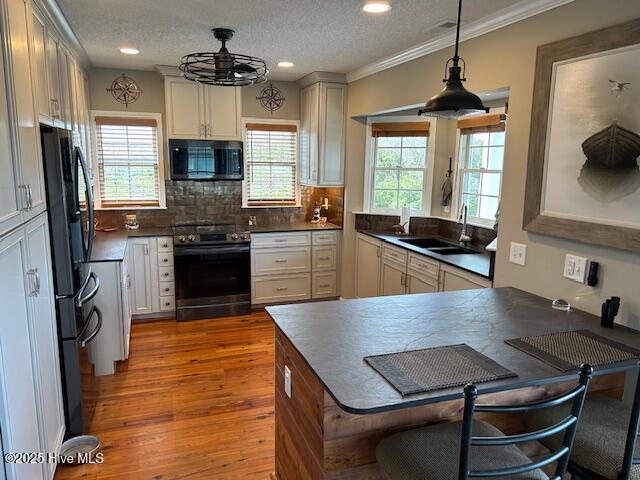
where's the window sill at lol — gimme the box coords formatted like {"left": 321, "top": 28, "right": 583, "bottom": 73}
{"left": 242, "top": 204, "right": 303, "bottom": 209}
{"left": 95, "top": 206, "right": 167, "bottom": 211}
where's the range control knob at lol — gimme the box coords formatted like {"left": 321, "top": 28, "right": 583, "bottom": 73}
{"left": 188, "top": 234, "right": 196, "bottom": 242}
{"left": 178, "top": 235, "right": 186, "bottom": 243}
{"left": 231, "top": 233, "right": 239, "bottom": 240}
{"left": 240, "top": 233, "right": 248, "bottom": 240}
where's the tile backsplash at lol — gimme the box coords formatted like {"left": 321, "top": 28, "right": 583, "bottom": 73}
{"left": 95, "top": 181, "right": 344, "bottom": 229}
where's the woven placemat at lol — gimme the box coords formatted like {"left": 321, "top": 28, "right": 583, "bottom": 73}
{"left": 505, "top": 330, "right": 640, "bottom": 372}
{"left": 364, "top": 344, "right": 517, "bottom": 397}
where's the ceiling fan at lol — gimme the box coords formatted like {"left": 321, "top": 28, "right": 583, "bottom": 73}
{"left": 179, "top": 28, "right": 268, "bottom": 87}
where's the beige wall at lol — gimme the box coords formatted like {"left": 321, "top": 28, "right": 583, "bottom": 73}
{"left": 342, "top": 0, "right": 640, "bottom": 330}
{"left": 241, "top": 81, "right": 300, "bottom": 120}
{"left": 89, "top": 68, "right": 165, "bottom": 114}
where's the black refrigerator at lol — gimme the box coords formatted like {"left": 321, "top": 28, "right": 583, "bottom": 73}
{"left": 40, "top": 125, "right": 102, "bottom": 437}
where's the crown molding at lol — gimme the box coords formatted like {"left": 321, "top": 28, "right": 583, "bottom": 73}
{"left": 155, "top": 64, "right": 182, "bottom": 77}
{"left": 346, "top": 0, "right": 574, "bottom": 83}
{"left": 38, "top": 0, "right": 91, "bottom": 68}
{"left": 296, "top": 71, "right": 347, "bottom": 88}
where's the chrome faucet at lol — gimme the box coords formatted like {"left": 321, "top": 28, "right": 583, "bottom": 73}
{"left": 458, "top": 204, "right": 472, "bottom": 244}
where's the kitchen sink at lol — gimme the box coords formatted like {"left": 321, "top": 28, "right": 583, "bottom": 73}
{"left": 430, "top": 246, "right": 478, "bottom": 255}
{"left": 398, "top": 238, "right": 455, "bottom": 249}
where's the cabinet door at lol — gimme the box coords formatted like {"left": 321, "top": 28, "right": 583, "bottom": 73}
{"left": 0, "top": 229, "right": 43, "bottom": 480}
{"left": 318, "top": 83, "right": 346, "bottom": 186}
{"left": 57, "top": 46, "right": 72, "bottom": 130}
{"left": 300, "top": 83, "right": 319, "bottom": 185}
{"left": 45, "top": 31, "right": 61, "bottom": 125}
{"left": 30, "top": 8, "right": 50, "bottom": 122}
{"left": 9, "top": 0, "right": 46, "bottom": 218}
{"left": 439, "top": 266, "right": 491, "bottom": 292}
{"left": 0, "top": 25, "right": 22, "bottom": 236}
{"left": 205, "top": 85, "right": 241, "bottom": 139}
{"left": 165, "top": 77, "right": 205, "bottom": 139}
{"left": 128, "top": 238, "right": 154, "bottom": 314}
{"left": 25, "top": 215, "right": 65, "bottom": 477}
{"left": 407, "top": 273, "right": 437, "bottom": 294}
{"left": 355, "top": 234, "right": 381, "bottom": 298}
{"left": 381, "top": 259, "right": 406, "bottom": 296}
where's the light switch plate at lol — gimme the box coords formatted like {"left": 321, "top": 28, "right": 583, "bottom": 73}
{"left": 509, "top": 242, "right": 527, "bottom": 266}
{"left": 564, "top": 254, "right": 587, "bottom": 283}
{"left": 284, "top": 365, "right": 292, "bottom": 398}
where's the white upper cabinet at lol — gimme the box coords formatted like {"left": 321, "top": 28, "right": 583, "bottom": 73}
{"left": 6, "top": 0, "right": 46, "bottom": 220}
{"left": 0, "top": 12, "right": 21, "bottom": 237}
{"left": 57, "top": 45, "right": 73, "bottom": 130}
{"left": 299, "top": 81, "right": 346, "bottom": 186}
{"left": 165, "top": 76, "right": 241, "bottom": 140}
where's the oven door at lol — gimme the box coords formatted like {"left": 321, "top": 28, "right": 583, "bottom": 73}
{"left": 174, "top": 244, "right": 251, "bottom": 321}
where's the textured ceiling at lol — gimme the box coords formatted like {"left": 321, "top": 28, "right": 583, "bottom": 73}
{"left": 56, "top": 0, "right": 521, "bottom": 81}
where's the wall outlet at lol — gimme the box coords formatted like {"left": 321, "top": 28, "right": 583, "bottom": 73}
{"left": 284, "top": 365, "right": 292, "bottom": 398}
{"left": 564, "top": 254, "right": 587, "bottom": 283}
{"left": 509, "top": 242, "right": 527, "bottom": 266}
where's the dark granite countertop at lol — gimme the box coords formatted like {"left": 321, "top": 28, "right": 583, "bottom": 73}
{"left": 248, "top": 222, "right": 342, "bottom": 233}
{"left": 92, "top": 223, "right": 342, "bottom": 262}
{"left": 358, "top": 230, "right": 492, "bottom": 279}
{"left": 91, "top": 228, "right": 173, "bottom": 262}
{"left": 267, "top": 287, "right": 640, "bottom": 414}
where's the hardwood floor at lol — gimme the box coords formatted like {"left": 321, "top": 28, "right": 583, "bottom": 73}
{"left": 55, "top": 312, "right": 275, "bottom": 480}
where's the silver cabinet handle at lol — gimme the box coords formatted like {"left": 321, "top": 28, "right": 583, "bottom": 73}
{"left": 200, "top": 124, "right": 205, "bottom": 136}
{"left": 400, "top": 273, "right": 406, "bottom": 287}
{"left": 275, "top": 259, "right": 287, "bottom": 263}
{"left": 126, "top": 274, "right": 131, "bottom": 289}
{"left": 319, "top": 257, "right": 330, "bottom": 261}
{"left": 164, "top": 301, "right": 172, "bottom": 307}
{"left": 162, "top": 272, "right": 170, "bottom": 278}
{"left": 26, "top": 268, "right": 40, "bottom": 296}
{"left": 206, "top": 124, "right": 212, "bottom": 137}
{"left": 161, "top": 243, "right": 168, "bottom": 248}
{"left": 162, "top": 258, "right": 169, "bottom": 263}
{"left": 27, "top": 184, "right": 33, "bottom": 209}
{"left": 273, "top": 239, "right": 287, "bottom": 243}
{"left": 144, "top": 244, "right": 149, "bottom": 255}
{"left": 276, "top": 287, "right": 288, "bottom": 292}
{"left": 18, "top": 185, "right": 28, "bottom": 210}
{"left": 319, "top": 283, "right": 330, "bottom": 288}
{"left": 376, "top": 246, "right": 381, "bottom": 258}
{"left": 164, "top": 287, "right": 170, "bottom": 292}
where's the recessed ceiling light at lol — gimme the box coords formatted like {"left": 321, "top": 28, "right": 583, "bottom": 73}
{"left": 277, "top": 61, "right": 294, "bottom": 68}
{"left": 362, "top": 1, "right": 391, "bottom": 13}
{"left": 119, "top": 47, "right": 140, "bottom": 55}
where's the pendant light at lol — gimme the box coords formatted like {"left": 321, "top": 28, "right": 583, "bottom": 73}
{"left": 418, "top": 0, "right": 488, "bottom": 118}
{"left": 180, "top": 28, "right": 268, "bottom": 87}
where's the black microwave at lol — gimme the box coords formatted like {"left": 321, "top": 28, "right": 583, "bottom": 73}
{"left": 169, "top": 139, "right": 244, "bottom": 181}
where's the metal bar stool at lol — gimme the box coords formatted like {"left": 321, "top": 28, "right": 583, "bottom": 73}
{"left": 526, "top": 368, "right": 640, "bottom": 480}
{"left": 376, "top": 364, "right": 593, "bottom": 480}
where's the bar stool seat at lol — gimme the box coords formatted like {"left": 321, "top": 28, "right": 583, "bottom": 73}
{"left": 526, "top": 396, "right": 640, "bottom": 480}
{"left": 376, "top": 419, "right": 549, "bottom": 480}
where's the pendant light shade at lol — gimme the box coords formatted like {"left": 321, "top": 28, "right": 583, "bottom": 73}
{"left": 418, "top": 0, "right": 488, "bottom": 118}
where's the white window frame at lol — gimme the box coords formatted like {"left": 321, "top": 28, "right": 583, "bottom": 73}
{"left": 90, "top": 110, "right": 166, "bottom": 210}
{"left": 363, "top": 116, "right": 435, "bottom": 216}
{"left": 241, "top": 117, "right": 301, "bottom": 208}
{"left": 453, "top": 129, "right": 505, "bottom": 227}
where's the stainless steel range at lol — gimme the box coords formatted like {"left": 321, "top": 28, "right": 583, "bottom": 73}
{"left": 173, "top": 224, "right": 251, "bottom": 321}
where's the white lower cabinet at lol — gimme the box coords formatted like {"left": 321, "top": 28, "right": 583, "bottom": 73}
{"left": 0, "top": 214, "right": 64, "bottom": 480}
{"left": 355, "top": 233, "right": 492, "bottom": 297}
{"left": 251, "top": 230, "right": 340, "bottom": 305}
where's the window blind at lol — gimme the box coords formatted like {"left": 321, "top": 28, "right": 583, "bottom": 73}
{"left": 245, "top": 123, "right": 298, "bottom": 206}
{"left": 371, "top": 122, "right": 430, "bottom": 137}
{"left": 95, "top": 116, "right": 160, "bottom": 208}
{"left": 458, "top": 113, "right": 507, "bottom": 134}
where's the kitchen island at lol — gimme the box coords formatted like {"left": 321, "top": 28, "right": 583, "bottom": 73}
{"left": 267, "top": 287, "right": 639, "bottom": 479}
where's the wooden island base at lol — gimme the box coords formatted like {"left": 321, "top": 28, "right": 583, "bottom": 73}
{"left": 274, "top": 327, "right": 624, "bottom": 479}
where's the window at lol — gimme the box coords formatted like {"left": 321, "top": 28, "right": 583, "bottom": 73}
{"left": 370, "top": 122, "right": 430, "bottom": 214}
{"left": 243, "top": 121, "right": 299, "bottom": 207}
{"left": 456, "top": 114, "right": 506, "bottom": 225}
{"left": 92, "top": 112, "right": 165, "bottom": 209}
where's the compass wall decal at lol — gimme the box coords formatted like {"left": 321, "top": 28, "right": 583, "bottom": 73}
{"left": 257, "top": 83, "right": 285, "bottom": 114}
{"left": 107, "top": 74, "right": 142, "bottom": 108}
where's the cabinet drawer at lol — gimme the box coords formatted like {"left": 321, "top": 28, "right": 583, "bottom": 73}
{"left": 251, "top": 232, "right": 311, "bottom": 248}
{"left": 159, "top": 266, "right": 174, "bottom": 281}
{"left": 408, "top": 253, "right": 439, "bottom": 279}
{"left": 312, "top": 271, "right": 337, "bottom": 298}
{"left": 157, "top": 237, "right": 173, "bottom": 253}
{"left": 157, "top": 252, "right": 173, "bottom": 267}
{"left": 159, "top": 296, "right": 175, "bottom": 311}
{"left": 251, "top": 247, "right": 311, "bottom": 276}
{"left": 159, "top": 281, "right": 175, "bottom": 297}
{"left": 382, "top": 244, "right": 407, "bottom": 265}
{"left": 252, "top": 274, "right": 311, "bottom": 304}
{"left": 312, "top": 245, "right": 337, "bottom": 271}
{"left": 312, "top": 231, "right": 337, "bottom": 245}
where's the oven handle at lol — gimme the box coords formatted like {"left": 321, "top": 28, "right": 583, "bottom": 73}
{"left": 173, "top": 245, "right": 250, "bottom": 256}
